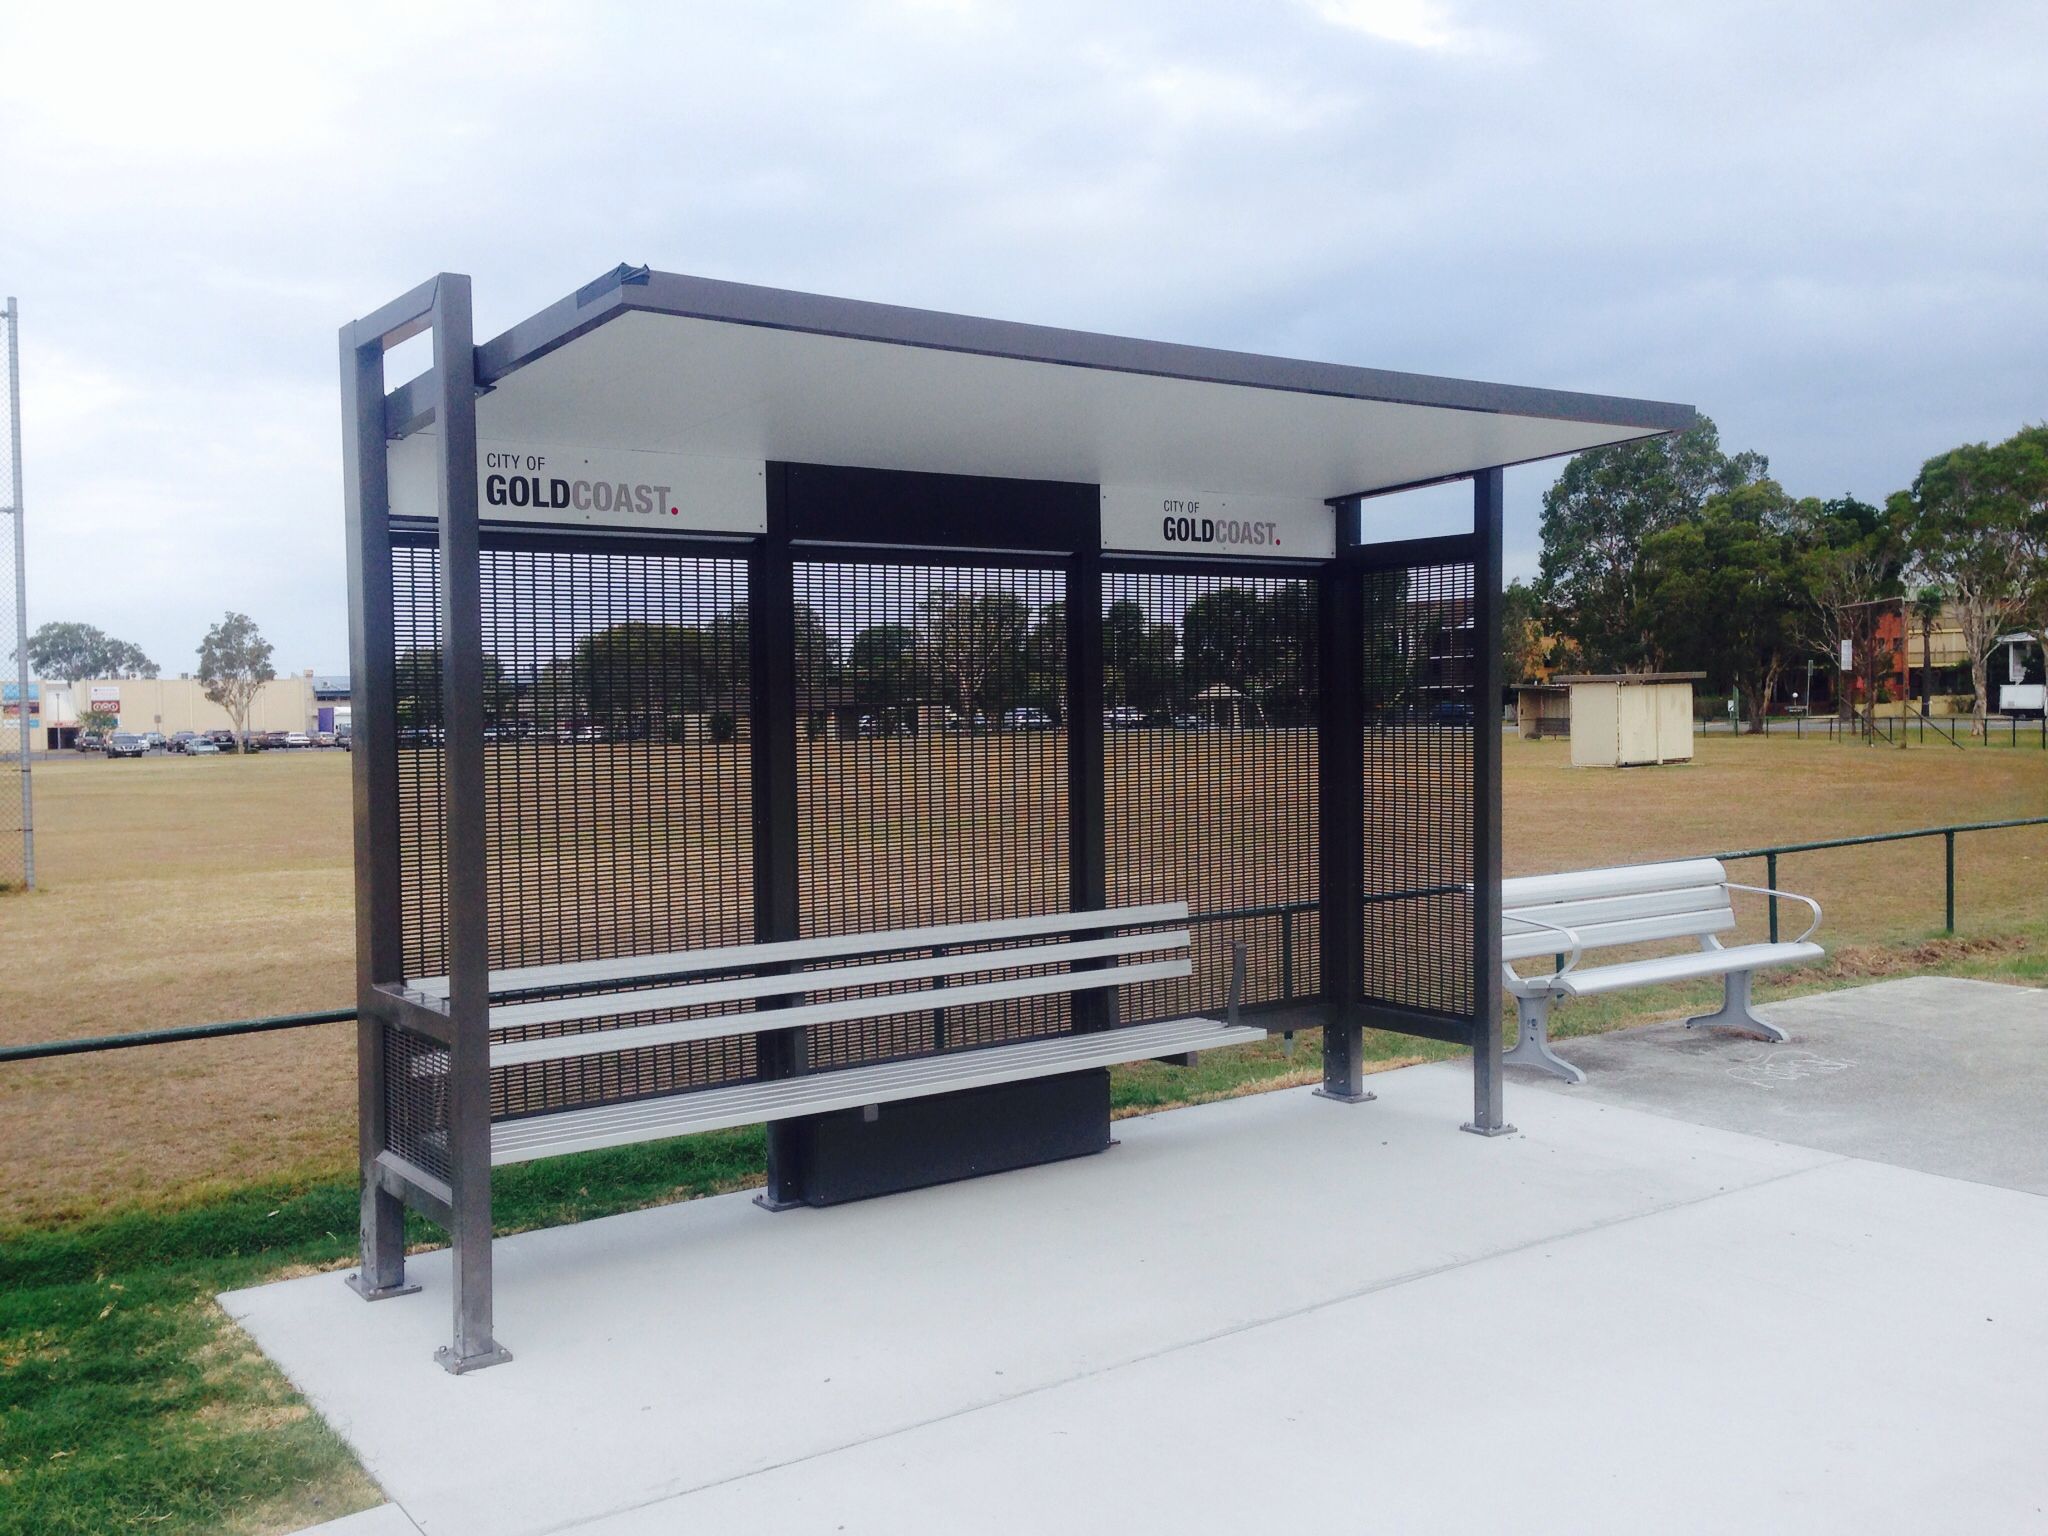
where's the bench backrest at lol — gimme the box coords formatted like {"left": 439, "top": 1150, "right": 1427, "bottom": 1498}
{"left": 1500, "top": 858, "right": 1733, "bottom": 962}
{"left": 477, "top": 904, "right": 1198, "bottom": 1069}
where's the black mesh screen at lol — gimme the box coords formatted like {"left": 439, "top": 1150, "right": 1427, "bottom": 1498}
{"left": 390, "top": 536, "right": 758, "bottom": 1117}
{"left": 382, "top": 1022, "right": 450, "bottom": 1182}
{"left": 795, "top": 559, "right": 1070, "bottom": 1067}
{"left": 1360, "top": 560, "right": 1475, "bottom": 1017}
{"left": 1104, "top": 569, "right": 1319, "bottom": 1022}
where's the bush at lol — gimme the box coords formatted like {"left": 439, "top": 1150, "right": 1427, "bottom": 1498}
{"left": 709, "top": 710, "right": 736, "bottom": 744}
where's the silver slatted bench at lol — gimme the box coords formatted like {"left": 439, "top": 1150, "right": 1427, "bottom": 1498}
{"left": 1499, "top": 858, "right": 1824, "bottom": 1084}
{"left": 407, "top": 901, "right": 1267, "bottom": 1167}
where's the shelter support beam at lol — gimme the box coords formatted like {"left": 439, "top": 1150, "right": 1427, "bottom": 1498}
{"left": 754, "top": 466, "right": 809, "bottom": 1210}
{"left": 341, "top": 310, "right": 411, "bottom": 1303}
{"left": 431, "top": 276, "right": 511, "bottom": 1371}
{"left": 1068, "top": 543, "right": 1109, "bottom": 1029}
{"left": 1316, "top": 543, "right": 1373, "bottom": 1103}
{"left": 1464, "top": 467, "right": 1513, "bottom": 1136}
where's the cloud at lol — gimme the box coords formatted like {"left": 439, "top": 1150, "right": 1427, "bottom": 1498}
{"left": 1, "top": 0, "right": 2042, "bottom": 670}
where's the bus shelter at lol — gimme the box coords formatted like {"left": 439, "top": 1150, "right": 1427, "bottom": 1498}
{"left": 342, "top": 266, "right": 1693, "bottom": 1367}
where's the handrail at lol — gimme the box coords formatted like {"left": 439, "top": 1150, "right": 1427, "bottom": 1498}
{"left": 1723, "top": 882, "right": 1824, "bottom": 945}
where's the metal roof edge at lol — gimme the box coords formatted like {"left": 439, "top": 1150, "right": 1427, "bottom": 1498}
{"left": 383, "top": 264, "right": 1697, "bottom": 440}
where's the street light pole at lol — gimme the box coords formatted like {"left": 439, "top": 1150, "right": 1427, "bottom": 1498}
{"left": 4, "top": 297, "right": 31, "bottom": 890}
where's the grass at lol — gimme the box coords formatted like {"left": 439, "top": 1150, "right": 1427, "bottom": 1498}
{"left": 1, "top": 733, "right": 2045, "bottom": 1534}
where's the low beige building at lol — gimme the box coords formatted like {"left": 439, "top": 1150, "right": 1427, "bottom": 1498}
{"left": 39, "top": 671, "right": 351, "bottom": 741}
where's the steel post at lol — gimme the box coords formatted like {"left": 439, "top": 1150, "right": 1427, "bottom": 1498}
{"left": 340, "top": 301, "right": 413, "bottom": 1304}
{"left": 1944, "top": 830, "right": 1956, "bottom": 934}
{"left": 430, "top": 276, "right": 510, "bottom": 1373}
{"left": 1316, "top": 537, "right": 1370, "bottom": 1102}
{"left": 1067, "top": 541, "right": 1109, "bottom": 1029}
{"left": 1464, "top": 467, "right": 1512, "bottom": 1136}
{"left": 1766, "top": 851, "right": 1779, "bottom": 943}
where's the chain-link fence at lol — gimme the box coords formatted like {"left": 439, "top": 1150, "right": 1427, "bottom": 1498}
{"left": 1, "top": 297, "right": 34, "bottom": 891}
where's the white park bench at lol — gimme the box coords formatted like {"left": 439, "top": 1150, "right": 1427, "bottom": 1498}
{"left": 410, "top": 901, "right": 1266, "bottom": 1167}
{"left": 1499, "top": 858, "right": 1823, "bottom": 1084}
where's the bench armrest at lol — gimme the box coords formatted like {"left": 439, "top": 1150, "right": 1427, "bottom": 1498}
{"left": 1724, "top": 882, "right": 1824, "bottom": 945}
{"left": 1501, "top": 913, "right": 1583, "bottom": 988}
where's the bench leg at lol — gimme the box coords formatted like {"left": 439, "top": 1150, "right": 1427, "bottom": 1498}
{"left": 1685, "top": 969, "right": 1789, "bottom": 1043}
{"left": 1500, "top": 994, "right": 1585, "bottom": 1085}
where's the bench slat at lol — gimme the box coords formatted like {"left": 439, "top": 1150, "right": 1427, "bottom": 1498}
{"left": 490, "top": 1016, "right": 1267, "bottom": 1165}
{"left": 488, "top": 930, "right": 1190, "bottom": 1033}
{"left": 1554, "top": 941, "right": 1822, "bottom": 997}
{"left": 1503, "top": 884, "right": 1730, "bottom": 933}
{"left": 413, "top": 901, "right": 1191, "bottom": 1000}
{"left": 489, "top": 955, "right": 1194, "bottom": 1069}
{"left": 1500, "top": 859, "right": 1727, "bottom": 912}
{"left": 1503, "top": 906, "right": 1734, "bottom": 962}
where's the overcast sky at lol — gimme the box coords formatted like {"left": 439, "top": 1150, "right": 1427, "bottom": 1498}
{"left": 3, "top": 0, "right": 2041, "bottom": 675}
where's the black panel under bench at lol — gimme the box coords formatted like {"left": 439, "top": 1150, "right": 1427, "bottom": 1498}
{"left": 764, "top": 1069, "right": 1112, "bottom": 1208}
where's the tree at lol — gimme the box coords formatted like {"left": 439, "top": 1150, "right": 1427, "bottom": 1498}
{"left": 25, "top": 620, "right": 158, "bottom": 684}
{"left": 1500, "top": 579, "right": 1548, "bottom": 686}
{"left": 1640, "top": 480, "right": 1805, "bottom": 732}
{"left": 1103, "top": 598, "right": 1178, "bottom": 719}
{"left": 196, "top": 612, "right": 276, "bottom": 748}
{"left": 849, "top": 623, "right": 920, "bottom": 713}
{"left": 396, "top": 645, "right": 514, "bottom": 731}
{"left": 1182, "top": 587, "right": 1264, "bottom": 703}
{"left": 1896, "top": 436, "right": 2039, "bottom": 738}
{"left": 1909, "top": 585, "right": 1945, "bottom": 716}
{"left": 1022, "top": 600, "right": 1066, "bottom": 721}
{"left": 1537, "top": 416, "right": 1767, "bottom": 672}
{"left": 921, "top": 589, "right": 1029, "bottom": 723}
{"left": 1791, "top": 495, "right": 1904, "bottom": 723}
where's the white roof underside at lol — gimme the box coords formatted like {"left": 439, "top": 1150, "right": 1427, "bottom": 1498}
{"left": 441, "top": 306, "right": 1679, "bottom": 502}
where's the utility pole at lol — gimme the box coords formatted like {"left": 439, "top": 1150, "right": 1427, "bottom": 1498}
{"left": 4, "top": 297, "right": 33, "bottom": 889}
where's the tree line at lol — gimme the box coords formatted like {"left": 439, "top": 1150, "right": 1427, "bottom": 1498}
{"left": 395, "top": 584, "right": 1321, "bottom": 736}
{"left": 1520, "top": 417, "right": 2048, "bottom": 736}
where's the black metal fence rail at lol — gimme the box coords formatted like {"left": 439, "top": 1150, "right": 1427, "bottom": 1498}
{"left": 1716, "top": 816, "right": 2048, "bottom": 941}
{"left": 9, "top": 817, "right": 2047, "bottom": 1066}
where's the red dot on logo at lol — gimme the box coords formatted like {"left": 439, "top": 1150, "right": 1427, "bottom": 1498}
{"left": 670, "top": 506, "right": 680, "bottom": 515}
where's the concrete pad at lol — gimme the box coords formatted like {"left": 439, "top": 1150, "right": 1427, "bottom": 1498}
{"left": 612, "top": 1158, "right": 2048, "bottom": 1536}
{"left": 292, "top": 1506, "right": 421, "bottom": 1536}
{"left": 230, "top": 1063, "right": 1831, "bottom": 1536}
{"left": 1528, "top": 976, "right": 2048, "bottom": 1193}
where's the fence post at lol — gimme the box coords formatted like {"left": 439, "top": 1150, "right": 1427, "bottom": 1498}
{"left": 1944, "top": 829, "right": 1956, "bottom": 934}
{"left": 1766, "top": 851, "right": 1779, "bottom": 942}
{"left": 1280, "top": 907, "right": 1295, "bottom": 1002}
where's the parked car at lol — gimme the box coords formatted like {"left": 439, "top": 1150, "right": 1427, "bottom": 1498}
{"left": 142, "top": 731, "right": 168, "bottom": 752}
{"left": 1430, "top": 699, "right": 1474, "bottom": 726}
{"left": 77, "top": 729, "right": 107, "bottom": 753}
{"left": 314, "top": 730, "right": 337, "bottom": 748}
{"left": 186, "top": 736, "right": 221, "bottom": 755}
{"left": 1003, "top": 707, "right": 1054, "bottom": 731}
{"left": 105, "top": 732, "right": 146, "bottom": 759}
{"left": 284, "top": 731, "right": 311, "bottom": 749}
{"left": 1103, "top": 706, "right": 1145, "bottom": 729}
{"left": 206, "top": 729, "right": 239, "bottom": 751}
{"left": 167, "top": 730, "right": 198, "bottom": 753}
{"left": 1171, "top": 712, "right": 1207, "bottom": 731}
{"left": 336, "top": 730, "right": 352, "bottom": 752}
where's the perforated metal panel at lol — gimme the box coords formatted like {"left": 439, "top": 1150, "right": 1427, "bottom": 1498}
{"left": 391, "top": 534, "right": 759, "bottom": 1118}
{"left": 1103, "top": 569, "right": 1319, "bottom": 1022}
{"left": 795, "top": 558, "right": 1070, "bottom": 1066}
{"left": 1360, "top": 559, "right": 1476, "bottom": 1017}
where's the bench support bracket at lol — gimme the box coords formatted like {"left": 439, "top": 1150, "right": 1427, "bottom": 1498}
{"left": 1502, "top": 993, "right": 1586, "bottom": 1085}
{"left": 1685, "top": 969, "right": 1788, "bottom": 1043}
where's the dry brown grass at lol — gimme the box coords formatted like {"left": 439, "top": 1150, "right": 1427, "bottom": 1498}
{"left": 1, "top": 734, "right": 2043, "bottom": 1223}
